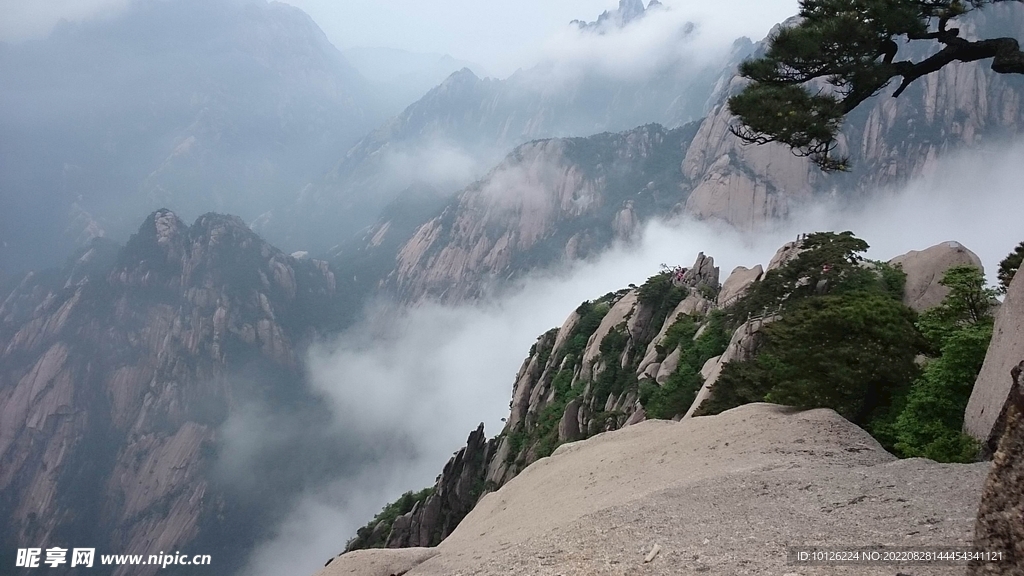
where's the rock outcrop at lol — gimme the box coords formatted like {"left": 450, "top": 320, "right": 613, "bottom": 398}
{"left": 342, "top": 237, "right": 991, "bottom": 561}
{"left": 389, "top": 125, "right": 697, "bottom": 301}
{"left": 370, "top": 425, "right": 495, "bottom": 550}
{"left": 321, "top": 404, "right": 988, "bottom": 576}
{"left": 889, "top": 240, "right": 985, "bottom": 312}
{"left": 969, "top": 361, "right": 1024, "bottom": 574}
{"left": 0, "top": 210, "right": 342, "bottom": 576}
{"left": 685, "top": 313, "right": 776, "bottom": 418}
{"left": 371, "top": 6, "right": 1023, "bottom": 305}
{"left": 966, "top": 266, "right": 1024, "bottom": 450}
{"left": 717, "top": 264, "right": 762, "bottom": 308}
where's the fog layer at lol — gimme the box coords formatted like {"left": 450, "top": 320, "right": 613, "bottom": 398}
{"left": 236, "top": 138, "right": 1024, "bottom": 576}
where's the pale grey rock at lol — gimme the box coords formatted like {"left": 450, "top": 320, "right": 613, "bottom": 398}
{"left": 965, "top": 269, "right": 1024, "bottom": 449}
{"left": 717, "top": 265, "right": 763, "bottom": 308}
{"left": 766, "top": 240, "right": 804, "bottom": 272}
{"left": 685, "top": 315, "right": 776, "bottom": 418}
{"left": 889, "top": 240, "right": 983, "bottom": 312}
{"left": 641, "top": 361, "right": 661, "bottom": 380}
{"left": 624, "top": 407, "right": 647, "bottom": 426}
{"left": 558, "top": 398, "right": 583, "bottom": 443}
{"left": 700, "top": 355, "right": 721, "bottom": 381}
{"left": 322, "top": 405, "right": 988, "bottom": 576}
{"left": 656, "top": 347, "right": 681, "bottom": 385}
{"left": 581, "top": 291, "right": 638, "bottom": 382}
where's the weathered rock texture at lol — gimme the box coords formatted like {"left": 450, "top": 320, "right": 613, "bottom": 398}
{"left": 321, "top": 404, "right": 987, "bottom": 576}
{"left": 969, "top": 361, "right": 1024, "bottom": 575}
{"left": 369, "top": 5, "right": 1024, "bottom": 304}
{"left": 889, "top": 240, "right": 985, "bottom": 312}
{"left": 388, "top": 125, "right": 698, "bottom": 301}
{"left": 0, "top": 210, "right": 341, "bottom": 576}
{"left": 342, "top": 238, "right": 988, "bottom": 560}
{"left": 685, "top": 314, "right": 776, "bottom": 419}
{"left": 966, "top": 265, "right": 1024, "bottom": 450}
{"left": 382, "top": 425, "right": 495, "bottom": 550}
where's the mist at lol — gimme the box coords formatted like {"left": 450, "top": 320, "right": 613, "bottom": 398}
{"left": 528, "top": 0, "right": 796, "bottom": 83}
{"left": 233, "top": 138, "right": 1024, "bottom": 576}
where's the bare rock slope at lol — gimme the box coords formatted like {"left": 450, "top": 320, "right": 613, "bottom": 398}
{"left": 320, "top": 403, "right": 987, "bottom": 576}
{"left": 966, "top": 265, "right": 1024, "bottom": 450}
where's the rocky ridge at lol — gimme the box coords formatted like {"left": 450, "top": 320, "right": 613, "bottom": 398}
{"left": 323, "top": 404, "right": 989, "bottom": 576}
{"left": 0, "top": 209, "right": 345, "bottom": 576}
{"left": 367, "top": 4, "right": 1024, "bottom": 303}
{"left": 340, "top": 238, "right": 984, "bottom": 559}
{"left": 261, "top": 1, "right": 752, "bottom": 252}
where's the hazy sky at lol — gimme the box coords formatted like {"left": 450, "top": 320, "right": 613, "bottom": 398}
{"left": 1, "top": 0, "right": 800, "bottom": 76}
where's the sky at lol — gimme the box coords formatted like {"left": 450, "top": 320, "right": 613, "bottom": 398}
{"left": 0, "top": 0, "right": 800, "bottom": 76}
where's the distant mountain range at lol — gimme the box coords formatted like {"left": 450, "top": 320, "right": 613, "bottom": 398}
{"left": 0, "top": 0, "right": 385, "bottom": 274}
{"left": 342, "top": 46, "right": 490, "bottom": 113}
{"left": 3, "top": 1, "right": 1024, "bottom": 575}
{"left": 257, "top": 0, "right": 753, "bottom": 252}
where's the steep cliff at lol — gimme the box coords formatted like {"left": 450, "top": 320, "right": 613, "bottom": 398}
{"left": 0, "top": 210, "right": 345, "bottom": 575}
{"left": 259, "top": 0, "right": 754, "bottom": 252}
{"left": 341, "top": 235, "right": 989, "bottom": 559}
{"left": 0, "top": 0, "right": 381, "bottom": 275}
{"left": 388, "top": 124, "right": 698, "bottom": 301}
{"left": 370, "top": 5, "right": 1024, "bottom": 303}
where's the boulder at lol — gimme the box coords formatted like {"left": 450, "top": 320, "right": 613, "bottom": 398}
{"left": 557, "top": 398, "right": 583, "bottom": 443}
{"left": 968, "top": 362, "right": 1024, "bottom": 574}
{"left": 965, "top": 268, "right": 1024, "bottom": 449}
{"left": 766, "top": 240, "right": 804, "bottom": 272}
{"left": 717, "top": 265, "right": 763, "bottom": 308}
{"left": 320, "top": 548, "right": 438, "bottom": 576}
{"left": 888, "top": 240, "right": 983, "bottom": 312}
{"left": 655, "top": 347, "right": 681, "bottom": 385}
{"left": 684, "top": 315, "right": 776, "bottom": 418}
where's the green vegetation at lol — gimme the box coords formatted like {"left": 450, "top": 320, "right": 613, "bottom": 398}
{"left": 724, "top": 232, "right": 904, "bottom": 328}
{"left": 891, "top": 266, "right": 995, "bottom": 462}
{"left": 637, "top": 270, "right": 688, "bottom": 322}
{"left": 729, "top": 0, "right": 1024, "bottom": 170}
{"left": 347, "top": 487, "right": 434, "bottom": 550}
{"left": 997, "top": 241, "right": 1024, "bottom": 294}
{"left": 700, "top": 291, "right": 922, "bottom": 433}
{"left": 699, "top": 232, "right": 924, "bottom": 447}
{"left": 702, "top": 235, "right": 996, "bottom": 463}
{"left": 641, "top": 310, "right": 730, "bottom": 419}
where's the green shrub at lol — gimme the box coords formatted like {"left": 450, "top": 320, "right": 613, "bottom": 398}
{"left": 642, "top": 311, "right": 730, "bottom": 419}
{"left": 699, "top": 291, "right": 923, "bottom": 431}
{"left": 347, "top": 487, "right": 434, "bottom": 550}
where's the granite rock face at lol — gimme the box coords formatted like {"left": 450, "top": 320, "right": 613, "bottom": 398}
{"left": 388, "top": 125, "right": 696, "bottom": 302}
{"left": 966, "top": 267, "right": 1024, "bottom": 450}
{"left": 0, "top": 210, "right": 341, "bottom": 576}
{"left": 383, "top": 425, "right": 496, "bottom": 550}
{"left": 889, "top": 241, "right": 985, "bottom": 312}
{"left": 374, "top": 6, "right": 1024, "bottom": 305}
{"left": 969, "top": 362, "right": 1024, "bottom": 574}
{"left": 322, "top": 404, "right": 988, "bottom": 576}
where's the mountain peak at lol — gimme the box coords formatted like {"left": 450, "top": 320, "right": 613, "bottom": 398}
{"left": 572, "top": 0, "right": 654, "bottom": 31}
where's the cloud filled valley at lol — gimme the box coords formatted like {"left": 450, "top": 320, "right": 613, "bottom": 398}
{"left": 2, "top": 1, "right": 1024, "bottom": 575}
{"left": 237, "top": 137, "right": 1024, "bottom": 575}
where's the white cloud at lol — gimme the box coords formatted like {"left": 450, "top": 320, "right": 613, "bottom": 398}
{"left": 238, "top": 138, "right": 1024, "bottom": 576}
